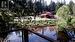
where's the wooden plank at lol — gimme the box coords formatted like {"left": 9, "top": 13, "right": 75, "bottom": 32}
{"left": 1, "top": 28, "right": 54, "bottom": 42}
{"left": 26, "top": 29, "right": 54, "bottom": 42}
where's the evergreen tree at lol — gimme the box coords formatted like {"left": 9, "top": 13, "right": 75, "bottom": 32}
{"left": 49, "top": 1, "right": 56, "bottom": 11}
{"left": 35, "top": 1, "right": 43, "bottom": 14}
{"left": 69, "top": 1, "right": 74, "bottom": 15}
{"left": 56, "top": 2, "right": 64, "bottom": 12}
{"left": 0, "top": 10, "right": 14, "bottom": 38}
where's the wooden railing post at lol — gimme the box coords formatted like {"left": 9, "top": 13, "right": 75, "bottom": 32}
{"left": 22, "top": 30, "right": 29, "bottom": 42}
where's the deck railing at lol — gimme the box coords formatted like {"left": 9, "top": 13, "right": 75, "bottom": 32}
{"left": 1, "top": 28, "right": 54, "bottom": 42}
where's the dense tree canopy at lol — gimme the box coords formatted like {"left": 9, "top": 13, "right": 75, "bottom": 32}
{"left": 0, "top": 10, "right": 14, "bottom": 32}
{"left": 56, "top": 2, "right": 64, "bottom": 12}
{"left": 35, "top": 1, "right": 43, "bottom": 14}
{"left": 49, "top": 1, "right": 56, "bottom": 11}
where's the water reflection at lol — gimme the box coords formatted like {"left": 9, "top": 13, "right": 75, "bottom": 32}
{"left": 5, "top": 26, "right": 57, "bottom": 42}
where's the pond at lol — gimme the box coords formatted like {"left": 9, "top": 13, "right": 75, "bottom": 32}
{"left": 4, "top": 26, "right": 57, "bottom": 42}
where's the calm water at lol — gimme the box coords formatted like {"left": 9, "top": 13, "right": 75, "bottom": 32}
{"left": 5, "top": 26, "right": 57, "bottom": 42}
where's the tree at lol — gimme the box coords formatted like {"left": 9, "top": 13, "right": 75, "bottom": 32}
{"left": 72, "top": 4, "right": 75, "bottom": 15}
{"left": 27, "top": 0, "right": 34, "bottom": 15}
{"left": 69, "top": 1, "right": 74, "bottom": 15}
{"left": 56, "top": 5, "right": 71, "bottom": 30}
{"left": 56, "top": 5, "right": 70, "bottom": 19}
{"left": 49, "top": 1, "right": 56, "bottom": 11}
{"left": 56, "top": 5, "right": 73, "bottom": 42}
{"left": 0, "top": 10, "right": 14, "bottom": 38}
{"left": 35, "top": 1, "right": 43, "bottom": 15}
{"left": 56, "top": 2, "right": 64, "bottom": 12}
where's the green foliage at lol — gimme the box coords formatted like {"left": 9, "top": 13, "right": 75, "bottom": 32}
{"left": 57, "top": 18, "right": 67, "bottom": 31}
{"left": 56, "top": 5, "right": 73, "bottom": 30}
{"left": 56, "top": 2, "right": 64, "bottom": 12}
{"left": 68, "top": 1, "right": 75, "bottom": 15}
{"left": 69, "top": 1, "right": 74, "bottom": 14}
{"left": 56, "top": 5, "right": 70, "bottom": 19}
{"left": 71, "top": 18, "right": 75, "bottom": 28}
{"left": 0, "top": 10, "right": 14, "bottom": 32}
{"left": 14, "top": 19, "right": 56, "bottom": 28}
{"left": 72, "top": 4, "right": 75, "bottom": 15}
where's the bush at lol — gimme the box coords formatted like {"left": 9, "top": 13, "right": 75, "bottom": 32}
{"left": 57, "top": 18, "right": 67, "bottom": 31}
{"left": 56, "top": 5, "right": 70, "bottom": 19}
{"left": 56, "top": 5, "right": 72, "bottom": 31}
{"left": 0, "top": 10, "right": 14, "bottom": 32}
{"left": 71, "top": 18, "right": 75, "bottom": 28}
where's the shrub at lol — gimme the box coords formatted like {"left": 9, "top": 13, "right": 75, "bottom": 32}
{"left": 56, "top": 5, "right": 70, "bottom": 20}
{"left": 71, "top": 18, "right": 75, "bottom": 28}
{"left": 56, "top": 5, "right": 72, "bottom": 31}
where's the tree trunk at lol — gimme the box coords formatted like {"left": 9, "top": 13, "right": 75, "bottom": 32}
{"left": 58, "top": 31, "right": 69, "bottom": 42}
